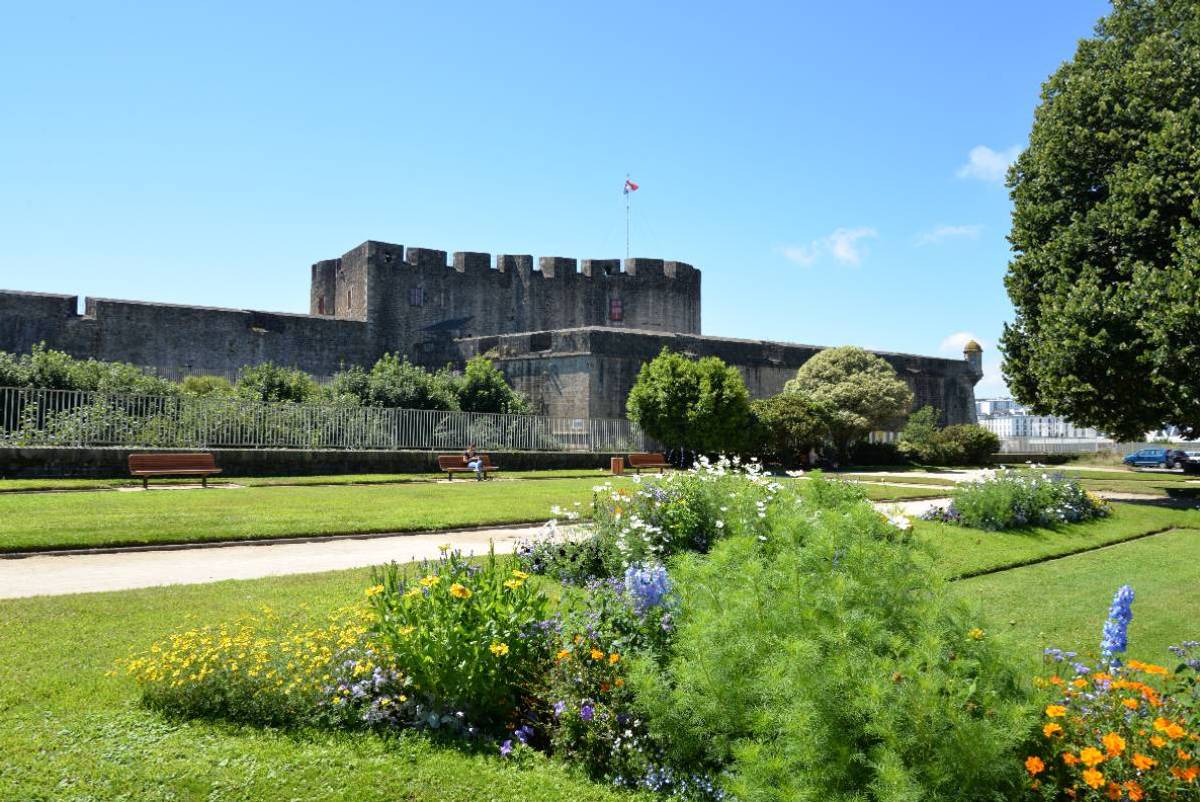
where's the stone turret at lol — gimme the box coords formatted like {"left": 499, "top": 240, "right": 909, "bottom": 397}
{"left": 963, "top": 339, "right": 983, "bottom": 377}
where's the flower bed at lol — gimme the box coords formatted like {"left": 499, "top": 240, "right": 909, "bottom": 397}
{"left": 923, "top": 468, "right": 1109, "bottom": 530}
{"left": 1025, "top": 587, "right": 1200, "bottom": 800}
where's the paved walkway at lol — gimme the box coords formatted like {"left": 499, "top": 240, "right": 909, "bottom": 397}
{"left": 0, "top": 525, "right": 553, "bottom": 600}
{"left": 0, "top": 497, "right": 958, "bottom": 599}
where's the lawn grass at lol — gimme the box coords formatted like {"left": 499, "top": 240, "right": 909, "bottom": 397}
{"left": 839, "top": 473, "right": 960, "bottom": 487}
{"left": 916, "top": 503, "right": 1200, "bottom": 579}
{"left": 0, "top": 468, "right": 610, "bottom": 493}
{"left": 0, "top": 474, "right": 941, "bottom": 553}
{"left": 0, "top": 568, "right": 643, "bottom": 802}
{"left": 955, "top": 528, "right": 1200, "bottom": 664}
{"left": 0, "top": 478, "right": 613, "bottom": 552}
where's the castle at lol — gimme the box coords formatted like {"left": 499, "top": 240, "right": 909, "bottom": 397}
{"left": 0, "top": 240, "right": 982, "bottom": 424}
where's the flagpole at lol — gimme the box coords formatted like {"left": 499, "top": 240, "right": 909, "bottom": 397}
{"left": 625, "top": 173, "right": 631, "bottom": 260}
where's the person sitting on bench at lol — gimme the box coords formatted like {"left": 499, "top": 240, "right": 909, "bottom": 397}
{"left": 464, "top": 444, "right": 485, "bottom": 481}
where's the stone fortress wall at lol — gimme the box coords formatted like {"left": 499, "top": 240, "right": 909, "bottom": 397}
{"left": 0, "top": 239, "right": 981, "bottom": 425}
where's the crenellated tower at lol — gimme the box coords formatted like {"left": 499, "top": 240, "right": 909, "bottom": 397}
{"left": 309, "top": 240, "right": 701, "bottom": 357}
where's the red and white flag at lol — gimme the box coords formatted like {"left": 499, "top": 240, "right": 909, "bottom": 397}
{"left": 623, "top": 178, "right": 639, "bottom": 194}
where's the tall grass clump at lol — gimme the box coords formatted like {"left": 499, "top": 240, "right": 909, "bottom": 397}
{"left": 923, "top": 468, "right": 1109, "bottom": 531}
{"left": 632, "top": 476, "right": 1034, "bottom": 801}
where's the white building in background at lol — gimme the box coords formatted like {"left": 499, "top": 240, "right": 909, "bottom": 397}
{"left": 974, "top": 398, "right": 1107, "bottom": 440}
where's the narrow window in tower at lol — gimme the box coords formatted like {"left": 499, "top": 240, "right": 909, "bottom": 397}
{"left": 317, "top": 296, "right": 325, "bottom": 315}
{"left": 409, "top": 287, "right": 425, "bottom": 306}
{"left": 609, "top": 298, "right": 623, "bottom": 321}
{"left": 347, "top": 289, "right": 353, "bottom": 309}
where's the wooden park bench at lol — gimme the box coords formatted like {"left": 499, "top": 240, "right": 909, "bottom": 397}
{"left": 436, "top": 453, "right": 501, "bottom": 480}
{"left": 128, "top": 452, "right": 222, "bottom": 489}
{"left": 627, "top": 452, "right": 671, "bottom": 474}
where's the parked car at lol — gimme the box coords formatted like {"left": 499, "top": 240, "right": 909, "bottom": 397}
{"left": 1182, "top": 451, "right": 1200, "bottom": 474}
{"left": 1122, "top": 447, "right": 1189, "bottom": 469}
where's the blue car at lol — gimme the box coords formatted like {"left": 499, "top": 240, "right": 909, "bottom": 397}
{"left": 1122, "top": 447, "right": 1188, "bottom": 469}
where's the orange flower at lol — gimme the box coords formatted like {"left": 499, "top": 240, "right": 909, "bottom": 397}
{"left": 1105, "top": 783, "right": 1122, "bottom": 801}
{"left": 1079, "top": 747, "right": 1106, "bottom": 768}
{"left": 1025, "top": 756, "right": 1045, "bottom": 776}
{"left": 1154, "top": 717, "right": 1171, "bottom": 733}
{"left": 1179, "top": 749, "right": 1192, "bottom": 761}
{"left": 1124, "top": 781, "right": 1144, "bottom": 801}
{"left": 608, "top": 653, "right": 620, "bottom": 665}
{"left": 555, "top": 649, "right": 570, "bottom": 661}
{"left": 1122, "top": 698, "right": 1141, "bottom": 710}
{"left": 1049, "top": 675, "right": 1064, "bottom": 686}
{"left": 1165, "top": 722, "right": 1187, "bottom": 740}
{"left": 1082, "top": 768, "right": 1105, "bottom": 789}
{"left": 1102, "top": 732, "right": 1126, "bottom": 757}
{"left": 1062, "top": 752, "right": 1080, "bottom": 766}
{"left": 1150, "top": 736, "right": 1167, "bottom": 748}
{"left": 1072, "top": 677, "right": 1089, "bottom": 689}
{"left": 1045, "top": 705, "right": 1068, "bottom": 718}
{"left": 1043, "top": 723, "right": 1063, "bottom": 738}
{"left": 1131, "top": 753, "right": 1157, "bottom": 771}
{"left": 590, "top": 648, "right": 604, "bottom": 661}
{"left": 1170, "top": 765, "right": 1199, "bottom": 782}
{"left": 614, "top": 677, "right": 624, "bottom": 688}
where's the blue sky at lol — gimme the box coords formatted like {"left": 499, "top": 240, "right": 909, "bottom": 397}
{"left": 0, "top": 1, "right": 1110, "bottom": 396}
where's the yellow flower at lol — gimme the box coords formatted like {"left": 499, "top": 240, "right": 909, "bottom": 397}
{"left": 1043, "top": 723, "right": 1063, "bottom": 738}
{"left": 968, "top": 628, "right": 985, "bottom": 640}
{"left": 503, "top": 578, "right": 524, "bottom": 591}
{"left": 1045, "top": 705, "right": 1068, "bottom": 718}
{"left": 437, "top": 543, "right": 451, "bottom": 553}
{"left": 1122, "top": 697, "right": 1141, "bottom": 710}
{"left": 489, "top": 642, "right": 509, "bottom": 657}
{"left": 404, "top": 587, "right": 422, "bottom": 599}
{"left": 419, "top": 575, "right": 441, "bottom": 588}
{"left": 511, "top": 569, "right": 530, "bottom": 580}
{"left": 1081, "top": 768, "right": 1105, "bottom": 790}
{"left": 1079, "top": 746, "right": 1105, "bottom": 768}
{"left": 364, "top": 584, "right": 385, "bottom": 598}
{"left": 590, "top": 648, "right": 605, "bottom": 661}
{"left": 555, "top": 649, "right": 570, "bottom": 661}
{"left": 449, "top": 583, "right": 472, "bottom": 599}
{"left": 1102, "top": 732, "right": 1126, "bottom": 757}
{"left": 1072, "top": 678, "right": 1089, "bottom": 689}
{"left": 398, "top": 625, "right": 415, "bottom": 637}
{"left": 608, "top": 653, "right": 620, "bottom": 665}
{"left": 1131, "top": 753, "right": 1157, "bottom": 771}
{"left": 1150, "top": 735, "right": 1167, "bottom": 748}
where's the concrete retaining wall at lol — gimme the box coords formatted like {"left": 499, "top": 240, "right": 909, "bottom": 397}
{"left": 0, "top": 447, "right": 626, "bottom": 479}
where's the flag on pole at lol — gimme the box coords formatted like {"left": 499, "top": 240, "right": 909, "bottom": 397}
{"left": 624, "top": 178, "right": 639, "bottom": 194}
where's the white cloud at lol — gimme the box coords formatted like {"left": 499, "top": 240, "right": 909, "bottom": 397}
{"left": 916, "top": 224, "right": 982, "bottom": 246}
{"left": 975, "top": 360, "right": 1009, "bottom": 398}
{"left": 778, "top": 226, "right": 878, "bottom": 267}
{"left": 956, "top": 144, "right": 1020, "bottom": 183}
{"left": 939, "top": 331, "right": 987, "bottom": 354}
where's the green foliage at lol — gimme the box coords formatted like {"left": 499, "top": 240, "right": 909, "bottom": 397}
{"left": 0, "top": 343, "right": 177, "bottom": 395}
{"left": 626, "top": 347, "right": 753, "bottom": 454}
{"left": 899, "top": 406, "right": 999, "bottom": 465}
{"left": 178, "top": 374, "right": 233, "bottom": 396}
{"left": 750, "top": 392, "right": 829, "bottom": 466}
{"left": 785, "top": 346, "right": 913, "bottom": 459}
{"left": 932, "top": 469, "right": 1110, "bottom": 531}
{"left": 368, "top": 547, "right": 550, "bottom": 728}
{"left": 457, "top": 355, "right": 529, "bottom": 414}
{"left": 340, "top": 353, "right": 461, "bottom": 411}
{"left": 847, "top": 440, "right": 907, "bottom": 466}
{"left": 1001, "top": 0, "right": 1200, "bottom": 440}
{"left": 234, "top": 362, "right": 318, "bottom": 403}
{"left": 633, "top": 477, "right": 1034, "bottom": 800}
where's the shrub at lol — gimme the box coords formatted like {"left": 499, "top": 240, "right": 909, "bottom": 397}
{"left": 923, "top": 469, "right": 1109, "bottom": 531}
{"left": 847, "top": 440, "right": 907, "bottom": 466}
{"left": 898, "top": 404, "right": 940, "bottom": 460}
{"left": 234, "top": 362, "right": 318, "bottom": 403}
{"left": 179, "top": 375, "right": 233, "bottom": 396}
{"left": 120, "top": 604, "right": 377, "bottom": 726}
{"left": 933, "top": 424, "right": 1000, "bottom": 465}
{"left": 367, "top": 546, "right": 551, "bottom": 730}
{"left": 749, "top": 392, "right": 829, "bottom": 466}
{"left": 458, "top": 355, "right": 529, "bottom": 414}
{"left": 632, "top": 476, "right": 1033, "bottom": 801}
{"left": 1025, "top": 588, "right": 1200, "bottom": 800}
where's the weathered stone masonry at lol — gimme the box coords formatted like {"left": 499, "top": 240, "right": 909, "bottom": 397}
{"left": 0, "top": 239, "right": 981, "bottom": 424}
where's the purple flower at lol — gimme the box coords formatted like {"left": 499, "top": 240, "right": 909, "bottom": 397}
{"left": 1100, "top": 585, "right": 1135, "bottom": 666}
{"left": 515, "top": 724, "right": 533, "bottom": 744}
{"left": 553, "top": 700, "right": 566, "bottom": 718}
{"left": 580, "top": 703, "right": 595, "bottom": 722}
{"left": 624, "top": 563, "right": 672, "bottom": 614}
{"left": 499, "top": 739, "right": 513, "bottom": 757}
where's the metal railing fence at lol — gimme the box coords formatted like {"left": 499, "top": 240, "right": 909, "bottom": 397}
{"left": 997, "top": 438, "right": 1156, "bottom": 456}
{"left": 0, "top": 387, "right": 648, "bottom": 453}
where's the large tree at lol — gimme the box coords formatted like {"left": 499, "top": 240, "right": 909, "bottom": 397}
{"left": 1002, "top": 0, "right": 1200, "bottom": 440}
{"left": 626, "top": 347, "right": 753, "bottom": 455}
{"left": 784, "top": 346, "right": 913, "bottom": 459}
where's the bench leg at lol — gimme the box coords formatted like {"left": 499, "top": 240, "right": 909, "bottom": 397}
{"left": 143, "top": 477, "right": 148, "bottom": 490}
{"left": 447, "top": 472, "right": 452, "bottom": 481}
{"left": 202, "top": 476, "right": 208, "bottom": 488}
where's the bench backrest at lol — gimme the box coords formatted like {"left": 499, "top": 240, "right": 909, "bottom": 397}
{"left": 128, "top": 452, "right": 218, "bottom": 472}
{"left": 628, "top": 452, "right": 667, "bottom": 467}
{"left": 437, "top": 453, "right": 495, "bottom": 470}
